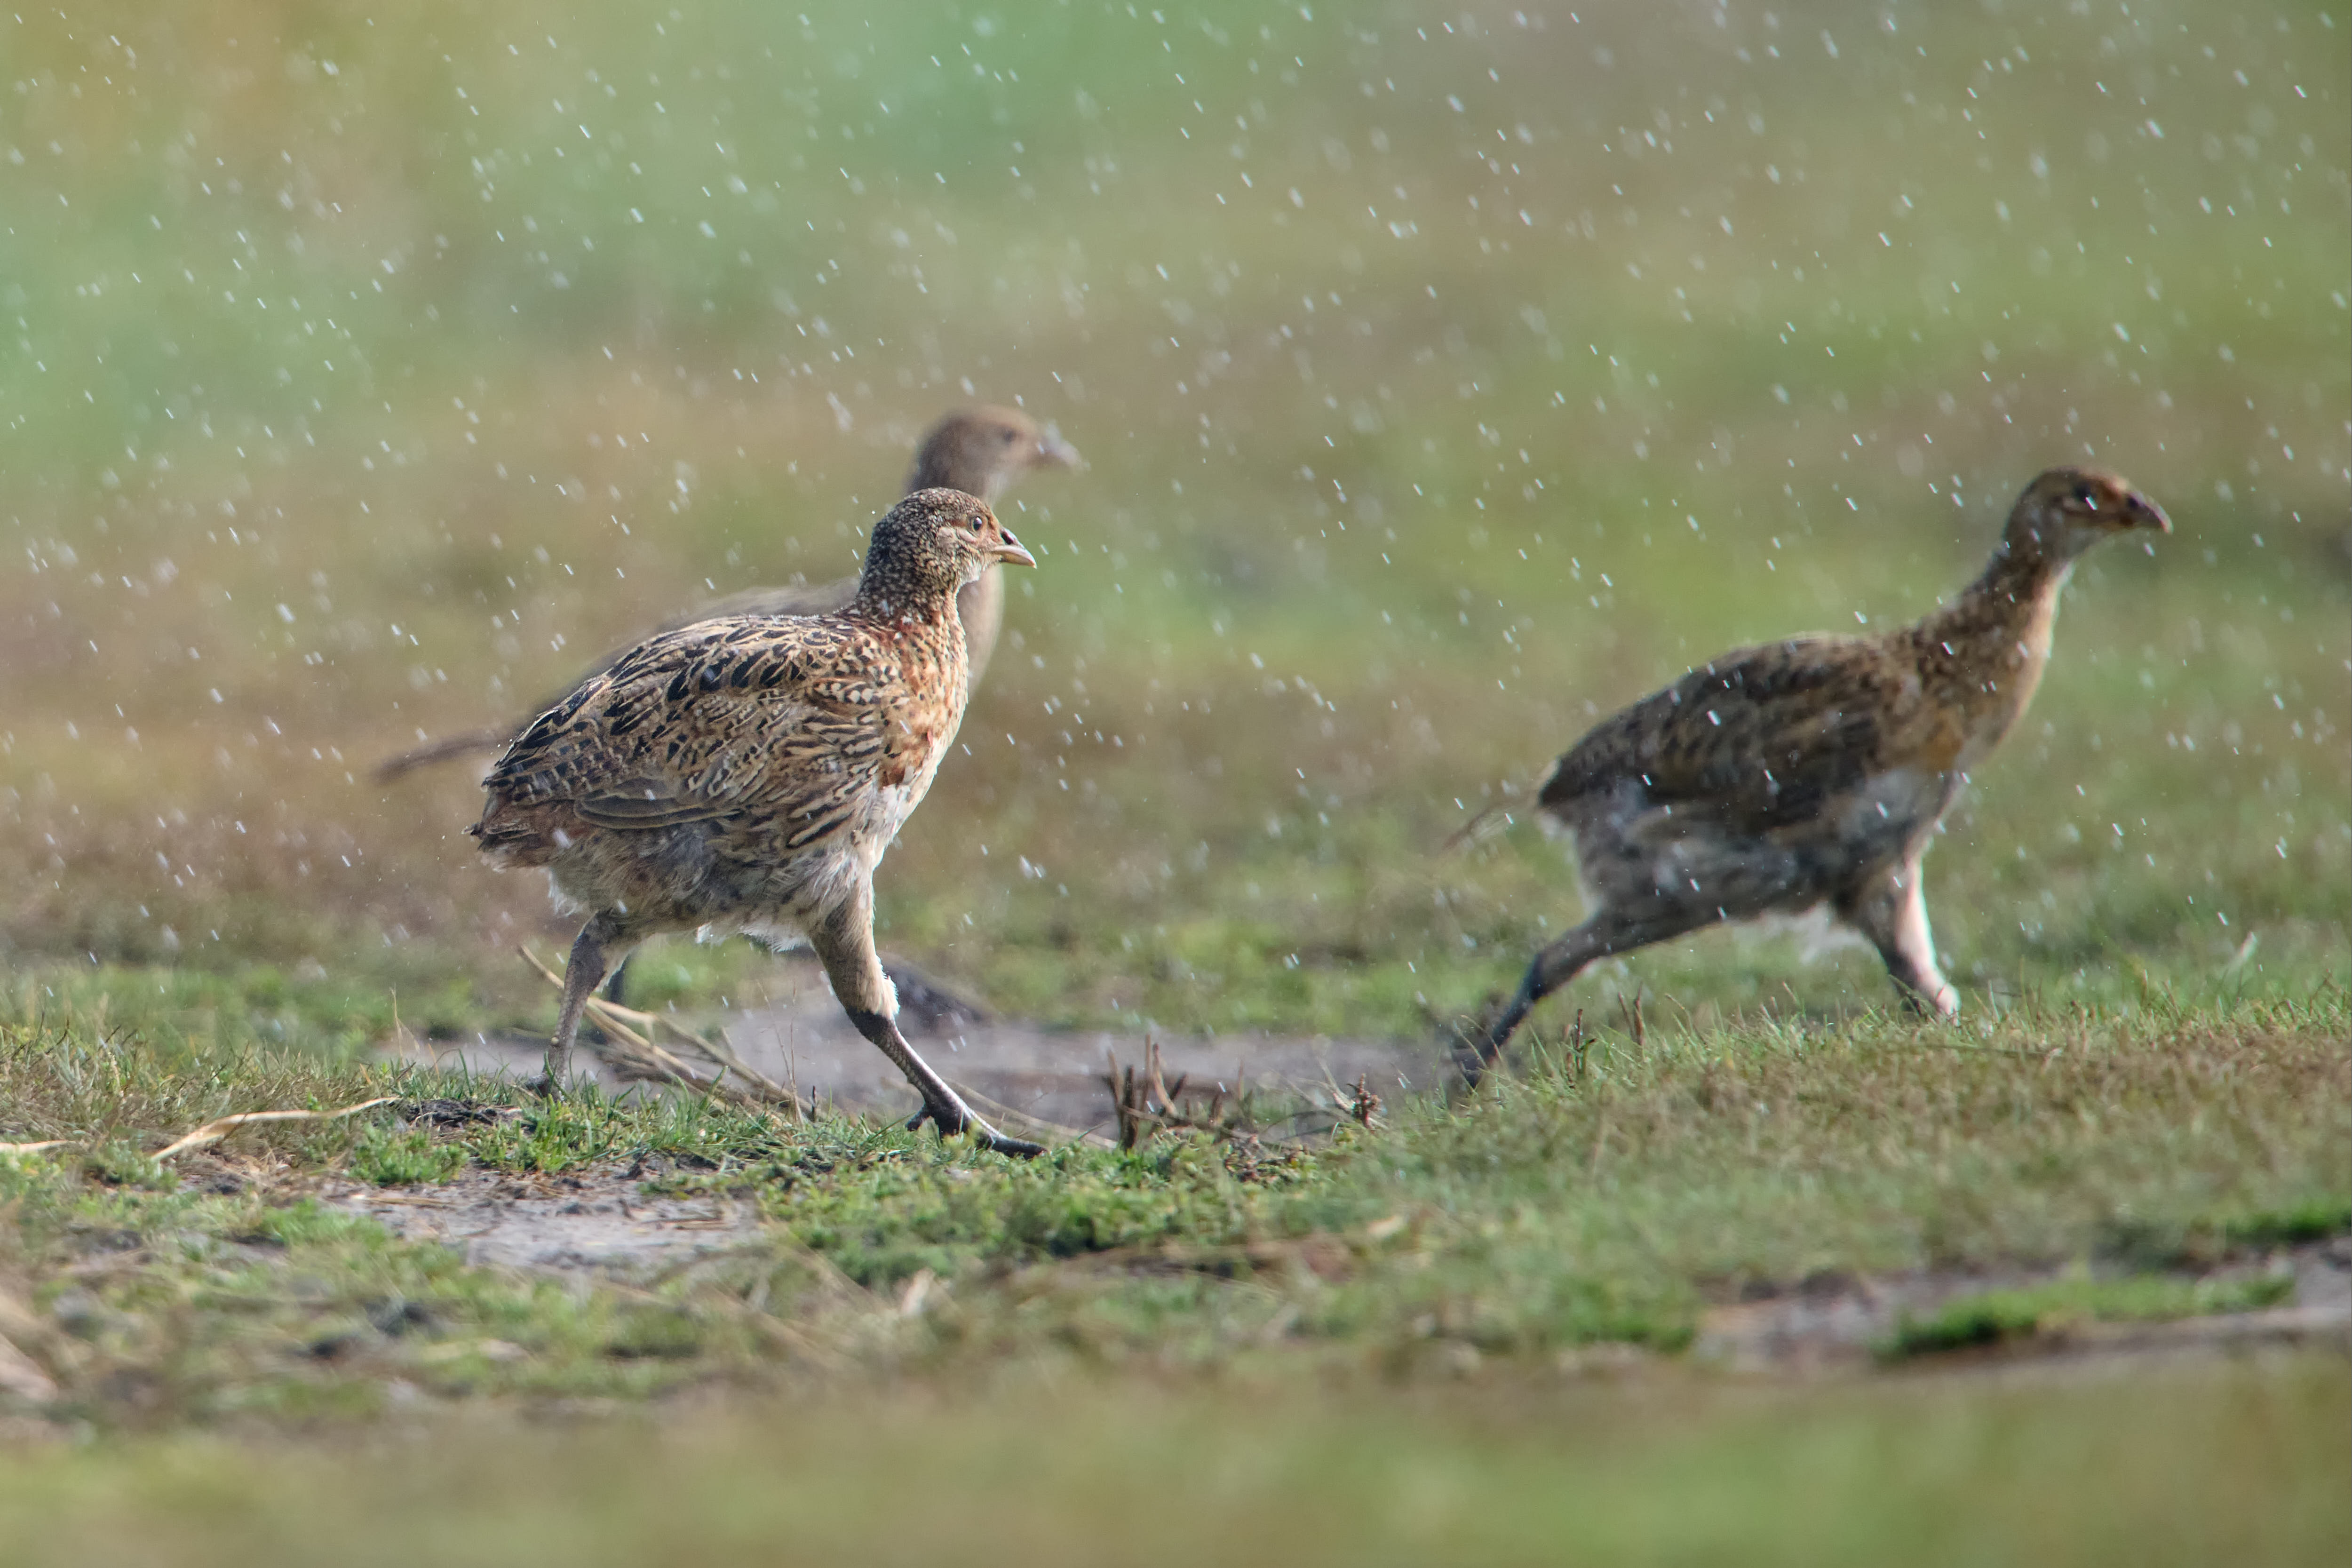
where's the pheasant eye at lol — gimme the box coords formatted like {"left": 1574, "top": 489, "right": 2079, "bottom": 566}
{"left": 2073, "top": 483, "right": 2098, "bottom": 508}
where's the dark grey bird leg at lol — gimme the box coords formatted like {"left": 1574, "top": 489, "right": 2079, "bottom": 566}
{"left": 811, "top": 895, "right": 1044, "bottom": 1158}
{"left": 1840, "top": 861, "right": 1960, "bottom": 1019}
{"left": 1452, "top": 902, "right": 1712, "bottom": 1084}
{"left": 542, "top": 910, "right": 630, "bottom": 1091}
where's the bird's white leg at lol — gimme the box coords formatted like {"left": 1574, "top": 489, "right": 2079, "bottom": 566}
{"left": 811, "top": 892, "right": 1043, "bottom": 1158}
{"left": 544, "top": 911, "right": 633, "bottom": 1090}
{"left": 1844, "top": 863, "right": 1960, "bottom": 1018}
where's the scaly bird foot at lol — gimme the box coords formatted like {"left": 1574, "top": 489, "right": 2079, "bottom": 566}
{"left": 1444, "top": 999, "right": 1512, "bottom": 1086}
{"left": 1897, "top": 982, "right": 1961, "bottom": 1020}
{"left": 905, "top": 1097, "right": 1045, "bottom": 1159}
{"left": 523, "top": 1048, "right": 576, "bottom": 1099}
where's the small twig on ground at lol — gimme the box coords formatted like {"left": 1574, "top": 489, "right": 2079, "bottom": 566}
{"left": 1314, "top": 1059, "right": 1382, "bottom": 1132}
{"left": 386, "top": 987, "right": 427, "bottom": 1064}
{"left": 1103, "top": 1041, "right": 1159, "bottom": 1150}
{"left": 151, "top": 1097, "right": 396, "bottom": 1163}
{"left": 1103, "top": 1039, "right": 1258, "bottom": 1151}
{"left": 0, "top": 1141, "right": 72, "bottom": 1157}
{"left": 783, "top": 1051, "right": 806, "bottom": 1126}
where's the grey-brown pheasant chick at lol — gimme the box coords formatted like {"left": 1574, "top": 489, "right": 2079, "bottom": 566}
{"left": 378, "top": 405, "right": 1075, "bottom": 780}
{"left": 1451, "top": 465, "right": 2169, "bottom": 1082}
{"left": 473, "top": 487, "right": 1044, "bottom": 1156}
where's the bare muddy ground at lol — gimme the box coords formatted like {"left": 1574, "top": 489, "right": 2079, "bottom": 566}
{"left": 380, "top": 953, "right": 1441, "bottom": 1138}
{"left": 328, "top": 1166, "right": 764, "bottom": 1274}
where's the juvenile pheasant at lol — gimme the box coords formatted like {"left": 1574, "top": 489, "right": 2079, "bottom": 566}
{"left": 1450, "top": 466, "right": 2169, "bottom": 1081}
{"left": 473, "top": 488, "right": 1045, "bottom": 1156}
{"left": 378, "top": 405, "right": 1075, "bottom": 780}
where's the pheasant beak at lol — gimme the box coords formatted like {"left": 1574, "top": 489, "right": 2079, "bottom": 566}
{"left": 992, "top": 525, "right": 1037, "bottom": 568}
{"left": 2125, "top": 489, "right": 2171, "bottom": 533}
{"left": 1033, "top": 430, "right": 1082, "bottom": 471}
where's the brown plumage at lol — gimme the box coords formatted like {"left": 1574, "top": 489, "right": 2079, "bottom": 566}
{"left": 377, "top": 405, "right": 1076, "bottom": 781}
{"left": 1451, "top": 465, "right": 2170, "bottom": 1081}
{"left": 475, "top": 487, "right": 1045, "bottom": 1156}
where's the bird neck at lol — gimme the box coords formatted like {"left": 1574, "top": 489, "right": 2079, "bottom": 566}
{"left": 1911, "top": 525, "right": 2075, "bottom": 751}
{"left": 1969, "top": 518, "right": 2071, "bottom": 589}
{"left": 958, "top": 566, "right": 1006, "bottom": 683}
{"left": 849, "top": 561, "right": 965, "bottom": 637}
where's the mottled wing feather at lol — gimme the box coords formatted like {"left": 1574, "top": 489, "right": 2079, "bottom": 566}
{"left": 508, "top": 579, "right": 857, "bottom": 701}
{"left": 1541, "top": 637, "right": 1904, "bottom": 832}
{"left": 485, "top": 617, "right": 899, "bottom": 849}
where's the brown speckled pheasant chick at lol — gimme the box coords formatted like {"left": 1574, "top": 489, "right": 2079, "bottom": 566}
{"left": 473, "top": 487, "right": 1045, "bottom": 1156}
{"left": 1451, "top": 466, "right": 2169, "bottom": 1082}
{"left": 378, "top": 405, "right": 1075, "bottom": 780}
{"left": 693, "top": 405, "right": 1077, "bottom": 687}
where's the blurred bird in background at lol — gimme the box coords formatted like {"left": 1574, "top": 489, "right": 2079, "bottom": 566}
{"left": 377, "top": 404, "right": 1078, "bottom": 781}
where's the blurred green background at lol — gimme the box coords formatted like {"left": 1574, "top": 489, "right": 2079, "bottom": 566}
{"left": 2, "top": 0, "right": 2344, "bottom": 1041}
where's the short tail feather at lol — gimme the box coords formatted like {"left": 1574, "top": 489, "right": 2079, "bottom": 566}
{"left": 1441, "top": 788, "right": 1524, "bottom": 855}
{"left": 372, "top": 725, "right": 520, "bottom": 783}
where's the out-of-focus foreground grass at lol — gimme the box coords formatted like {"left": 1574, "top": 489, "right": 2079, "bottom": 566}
{"left": 1, "top": 1356, "right": 2344, "bottom": 1568}
{"left": 0, "top": 0, "right": 2343, "bottom": 1042}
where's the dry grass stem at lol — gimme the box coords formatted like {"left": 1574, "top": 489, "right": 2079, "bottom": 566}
{"left": 1616, "top": 990, "right": 1646, "bottom": 1050}
{"left": 151, "top": 1097, "right": 397, "bottom": 1162}
{"left": 517, "top": 947, "right": 805, "bottom": 1113}
{"left": 1104, "top": 1039, "right": 1260, "bottom": 1151}
{"left": 1103, "top": 1040, "right": 1172, "bottom": 1151}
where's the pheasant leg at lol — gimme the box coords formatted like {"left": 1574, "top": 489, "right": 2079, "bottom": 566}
{"left": 1452, "top": 901, "right": 1711, "bottom": 1083}
{"left": 813, "top": 894, "right": 1043, "bottom": 1158}
{"left": 540, "top": 910, "right": 629, "bottom": 1090}
{"left": 1841, "top": 862, "right": 1961, "bottom": 1019}
{"left": 838, "top": 1009, "right": 1045, "bottom": 1157}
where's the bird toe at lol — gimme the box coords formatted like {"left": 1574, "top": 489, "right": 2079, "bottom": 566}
{"left": 1443, "top": 1000, "right": 1511, "bottom": 1083}
{"left": 980, "top": 1130, "right": 1047, "bottom": 1159}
